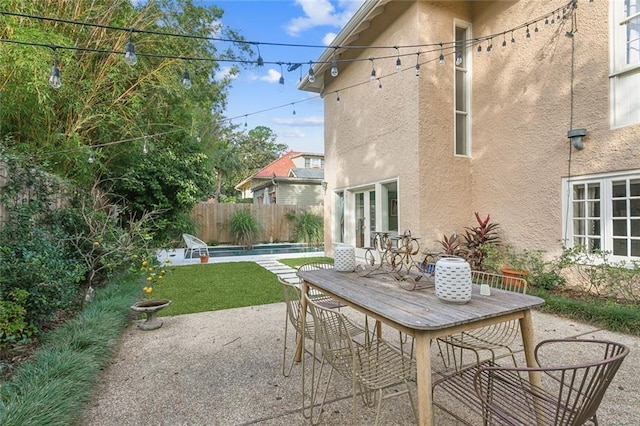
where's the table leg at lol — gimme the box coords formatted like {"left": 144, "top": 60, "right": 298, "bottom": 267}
{"left": 414, "top": 331, "right": 433, "bottom": 426}
{"left": 294, "top": 281, "right": 309, "bottom": 363}
{"left": 520, "top": 309, "right": 543, "bottom": 423}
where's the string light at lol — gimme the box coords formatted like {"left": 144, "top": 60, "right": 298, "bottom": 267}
{"left": 142, "top": 138, "right": 148, "bottom": 154}
{"left": 292, "top": 103, "right": 296, "bottom": 115}
{"left": 244, "top": 115, "right": 248, "bottom": 127}
{"left": 124, "top": 29, "right": 137, "bottom": 66}
{"left": 395, "top": 46, "right": 402, "bottom": 70}
{"left": 48, "top": 48, "right": 61, "bottom": 89}
{"left": 330, "top": 58, "right": 338, "bottom": 78}
{"left": 88, "top": 151, "right": 94, "bottom": 164}
{"left": 256, "top": 44, "right": 264, "bottom": 66}
{"left": 455, "top": 52, "right": 463, "bottom": 67}
{"left": 377, "top": 78, "right": 382, "bottom": 90}
{"left": 476, "top": 40, "right": 482, "bottom": 56}
{"left": 181, "top": 67, "right": 192, "bottom": 90}
{"left": 438, "top": 43, "right": 445, "bottom": 66}
{"left": 307, "top": 61, "right": 315, "bottom": 83}
{"left": 526, "top": 25, "right": 531, "bottom": 40}
{"left": 369, "top": 58, "right": 376, "bottom": 81}
{"left": 415, "top": 53, "right": 420, "bottom": 77}
{"left": 278, "top": 63, "right": 284, "bottom": 85}
{"left": 330, "top": 48, "right": 339, "bottom": 77}
{"left": 196, "top": 133, "right": 202, "bottom": 143}
{"left": 502, "top": 33, "right": 507, "bottom": 48}
{"left": 336, "top": 91, "right": 340, "bottom": 103}
{"left": 486, "top": 38, "right": 493, "bottom": 54}
{"left": 511, "top": 30, "right": 516, "bottom": 44}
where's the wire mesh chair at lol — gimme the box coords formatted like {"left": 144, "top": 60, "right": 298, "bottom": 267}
{"left": 437, "top": 270, "right": 528, "bottom": 370}
{"left": 305, "top": 294, "right": 417, "bottom": 425}
{"left": 432, "top": 338, "right": 629, "bottom": 425}
{"left": 278, "top": 273, "right": 365, "bottom": 419}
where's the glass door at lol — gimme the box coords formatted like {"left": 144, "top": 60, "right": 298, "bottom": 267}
{"left": 354, "top": 189, "right": 375, "bottom": 249}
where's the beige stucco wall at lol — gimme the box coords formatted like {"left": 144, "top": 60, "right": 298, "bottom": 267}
{"left": 320, "top": 0, "right": 640, "bottom": 258}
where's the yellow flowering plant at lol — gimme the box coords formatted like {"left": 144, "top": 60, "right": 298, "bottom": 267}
{"left": 132, "top": 254, "right": 172, "bottom": 298}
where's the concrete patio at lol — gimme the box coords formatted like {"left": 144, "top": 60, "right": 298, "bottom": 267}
{"left": 81, "top": 300, "right": 639, "bottom": 425}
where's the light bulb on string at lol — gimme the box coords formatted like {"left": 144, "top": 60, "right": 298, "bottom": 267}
{"left": 124, "top": 29, "right": 137, "bottom": 66}
{"left": 415, "top": 53, "right": 421, "bottom": 77}
{"left": 244, "top": 115, "right": 248, "bottom": 128}
{"left": 534, "top": 22, "right": 539, "bottom": 33}
{"left": 196, "top": 133, "right": 202, "bottom": 143}
{"left": 48, "top": 50, "right": 61, "bottom": 89}
{"left": 395, "top": 46, "right": 402, "bottom": 70}
{"left": 438, "top": 43, "right": 445, "bottom": 66}
{"left": 256, "top": 44, "right": 264, "bottom": 66}
{"left": 369, "top": 58, "right": 376, "bottom": 81}
{"left": 486, "top": 38, "right": 493, "bottom": 54}
{"left": 455, "top": 52, "right": 463, "bottom": 66}
{"left": 181, "top": 68, "right": 192, "bottom": 90}
{"left": 526, "top": 25, "right": 531, "bottom": 40}
{"left": 143, "top": 139, "right": 148, "bottom": 155}
{"left": 545, "top": 16, "right": 549, "bottom": 25}
{"left": 330, "top": 59, "right": 338, "bottom": 77}
{"left": 511, "top": 31, "right": 516, "bottom": 44}
{"left": 278, "top": 63, "right": 284, "bottom": 86}
{"left": 502, "top": 33, "right": 507, "bottom": 48}
{"left": 88, "top": 152, "right": 94, "bottom": 164}
{"left": 377, "top": 79, "right": 382, "bottom": 90}
{"left": 476, "top": 42, "right": 482, "bottom": 56}
{"left": 307, "top": 62, "right": 315, "bottom": 83}
{"left": 292, "top": 103, "right": 296, "bottom": 115}
{"left": 336, "top": 91, "right": 340, "bottom": 103}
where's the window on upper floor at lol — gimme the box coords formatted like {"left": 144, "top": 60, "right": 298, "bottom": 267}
{"left": 610, "top": 0, "right": 640, "bottom": 127}
{"left": 562, "top": 171, "right": 640, "bottom": 260}
{"left": 304, "top": 157, "right": 324, "bottom": 168}
{"left": 455, "top": 22, "right": 471, "bottom": 156}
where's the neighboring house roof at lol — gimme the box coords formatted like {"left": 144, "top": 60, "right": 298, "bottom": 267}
{"left": 234, "top": 151, "right": 324, "bottom": 191}
{"left": 290, "top": 168, "right": 324, "bottom": 179}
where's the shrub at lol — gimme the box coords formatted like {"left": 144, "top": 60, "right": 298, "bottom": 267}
{"left": 288, "top": 211, "right": 323, "bottom": 245}
{"left": 229, "top": 209, "right": 261, "bottom": 248}
{"left": 0, "top": 289, "right": 37, "bottom": 349}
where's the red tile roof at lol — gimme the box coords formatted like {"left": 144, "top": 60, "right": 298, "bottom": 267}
{"left": 253, "top": 151, "right": 300, "bottom": 178}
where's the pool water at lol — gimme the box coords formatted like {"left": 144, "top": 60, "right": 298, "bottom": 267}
{"left": 188, "top": 243, "right": 324, "bottom": 258}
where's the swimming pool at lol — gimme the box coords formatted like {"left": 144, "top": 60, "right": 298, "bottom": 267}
{"left": 187, "top": 243, "right": 324, "bottom": 258}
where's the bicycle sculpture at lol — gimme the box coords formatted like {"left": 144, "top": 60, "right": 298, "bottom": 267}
{"left": 355, "top": 230, "right": 439, "bottom": 290}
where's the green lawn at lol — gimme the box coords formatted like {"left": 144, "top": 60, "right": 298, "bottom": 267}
{"left": 149, "top": 257, "right": 333, "bottom": 317}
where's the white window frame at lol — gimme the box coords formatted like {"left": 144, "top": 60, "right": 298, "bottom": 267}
{"left": 454, "top": 20, "right": 472, "bottom": 157}
{"left": 609, "top": 0, "right": 640, "bottom": 127}
{"left": 562, "top": 170, "right": 640, "bottom": 261}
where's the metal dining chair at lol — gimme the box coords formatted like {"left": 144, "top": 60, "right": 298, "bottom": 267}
{"left": 437, "top": 270, "right": 528, "bottom": 370}
{"left": 432, "top": 338, "right": 629, "bottom": 425}
{"left": 278, "top": 265, "right": 365, "bottom": 419}
{"left": 305, "top": 293, "right": 417, "bottom": 425}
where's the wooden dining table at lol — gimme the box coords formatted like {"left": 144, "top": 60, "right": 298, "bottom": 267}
{"left": 296, "top": 268, "right": 545, "bottom": 426}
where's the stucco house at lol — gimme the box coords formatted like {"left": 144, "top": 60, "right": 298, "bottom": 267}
{"left": 298, "top": 0, "right": 640, "bottom": 262}
{"left": 234, "top": 151, "right": 325, "bottom": 205}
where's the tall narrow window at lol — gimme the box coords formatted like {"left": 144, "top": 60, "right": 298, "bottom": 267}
{"left": 610, "top": 0, "right": 640, "bottom": 126}
{"left": 455, "top": 24, "right": 471, "bottom": 156}
{"left": 335, "top": 191, "right": 345, "bottom": 243}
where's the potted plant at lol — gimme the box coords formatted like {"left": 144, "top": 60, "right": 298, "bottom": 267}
{"left": 199, "top": 252, "right": 210, "bottom": 263}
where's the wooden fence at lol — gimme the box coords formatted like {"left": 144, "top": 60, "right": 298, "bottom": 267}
{"left": 191, "top": 203, "right": 324, "bottom": 244}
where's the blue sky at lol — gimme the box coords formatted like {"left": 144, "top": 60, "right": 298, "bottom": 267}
{"left": 205, "top": 0, "right": 365, "bottom": 154}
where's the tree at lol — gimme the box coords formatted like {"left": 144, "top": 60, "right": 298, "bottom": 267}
{"left": 0, "top": 0, "right": 252, "bottom": 241}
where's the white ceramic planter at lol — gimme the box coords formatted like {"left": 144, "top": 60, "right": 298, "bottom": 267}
{"left": 334, "top": 245, "right": 356, "bottom": 272}
{"left": 435, "top": 257, "right": 472, "bottom": 304}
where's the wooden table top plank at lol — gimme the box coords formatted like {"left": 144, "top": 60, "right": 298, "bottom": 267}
{"left": 298, "top": 269, "right": 545, "bottom": 331}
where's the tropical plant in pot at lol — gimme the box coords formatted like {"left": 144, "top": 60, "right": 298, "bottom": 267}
{"left": 461, "top": 212, "right": 500, "bottom": 270}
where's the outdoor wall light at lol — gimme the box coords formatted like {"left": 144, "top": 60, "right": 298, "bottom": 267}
{"left": 568, "top": 128, "right": 587, "bottom": 150}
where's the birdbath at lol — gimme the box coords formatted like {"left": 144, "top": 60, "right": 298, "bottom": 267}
{"left": 131, "top": 299, "right": 172, "bottom": 330}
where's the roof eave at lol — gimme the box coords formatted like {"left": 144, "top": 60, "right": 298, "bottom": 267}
{"left": 297, "top": 0, "right": 391, "bottom": 94}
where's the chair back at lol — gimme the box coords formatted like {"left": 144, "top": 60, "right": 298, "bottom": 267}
{"left": 182, "top": 233, "right": 207, "bottom": 249}
{"left": 471, "top": 270, "right": 527, "bottom": 293}
{"left": 305, "top": 294, "right": 355, "bottom": 376}
{"left": 278, "top": 277, "right": 305, "bottom": 335}
{"left": 298, "top": 262, "right": 334, "bottom": 272}
{"left": 475, "top": 339, "right": 629, "bottom": 425}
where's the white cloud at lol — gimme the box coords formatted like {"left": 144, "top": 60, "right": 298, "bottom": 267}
{"left": 286, "top": 0, "right": 364, "bottom": 36}
{"left": 322, "top": 32, "right": 337, "bottom": 46}
{"left": 280, "top": 128, "right": 306, "bottom": 139}
{"left": 255, "top": 68, "right": 282, "bottom": 84}
{"left": 273, "top": 116, "right": 324, "bottom": 126}
{"left": 215, "top": 66, "right": 238, "bottom": 81}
